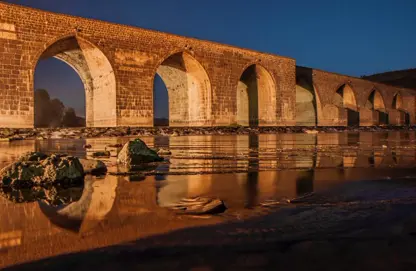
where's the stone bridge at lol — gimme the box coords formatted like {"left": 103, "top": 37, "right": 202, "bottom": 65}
{"left": 0, "top": 2, "right": 415, "bottom": 128}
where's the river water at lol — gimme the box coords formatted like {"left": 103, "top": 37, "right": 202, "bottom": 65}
{"left": 1, "top": 131, "right": 416, "bottom": 268}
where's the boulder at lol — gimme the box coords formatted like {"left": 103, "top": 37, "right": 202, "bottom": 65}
{"left": 117, "top": 138, "right": 163, "bottom": 165}
{"left": 79, "top": 159, "right": 107, "bottom": 175}
{"left": 0, "top": 152, "right": 84, "bottom": 188}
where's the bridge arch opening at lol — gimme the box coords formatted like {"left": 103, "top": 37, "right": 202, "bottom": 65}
{"left": 334, "top": 84, "right": 359, "bottom": 126}
{"left": 365, "top": 89, "right": 388, "bottom": 125}
{"left": 34, "top": 36, "right": 116, "bottom": 128}
{"left": 393, "top": 93, "right": 410, "bottom": 125}
{"left": 154, "top": 52, "right": 212, "bottom": 127}
{"left": 236, "top": 64, "right": 276, "bottom": 127}
{"left": 296, "top": 77, "right": 317, "bottom": 126}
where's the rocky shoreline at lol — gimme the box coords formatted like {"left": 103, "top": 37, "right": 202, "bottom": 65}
{"left": 0, "top": 125, "right": 415, "bottom": 140}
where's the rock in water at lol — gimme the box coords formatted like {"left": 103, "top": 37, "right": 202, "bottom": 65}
{"left": 79, "top": 159, "right": 107, "bottom": 175}
{"left": 92, "top": 151, "right": 111, "bottom": 158}
{"left": 117, "top": 138, "right": 163, "bottom": 165}
{"left": 166, "top": 197, "right": 227, "bottom": 215}
{"left": 0, "top": 152, "right": 84, "bottom": 188}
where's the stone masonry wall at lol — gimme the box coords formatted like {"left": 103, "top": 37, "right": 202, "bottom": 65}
{"left": 0, "top": 2, "right": 296, "bottom": 128}
{"left": 296, "top": 66, "right": 416, "bottom": 126}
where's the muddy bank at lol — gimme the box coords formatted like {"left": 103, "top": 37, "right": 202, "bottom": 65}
{"left": 1, "top": 125, "right": 415, "bottom": 140}
{"left": 4, "top": 178, "right": 416, "bottom": 270}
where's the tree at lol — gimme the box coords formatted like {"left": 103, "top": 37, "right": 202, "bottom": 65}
{"left": 49, "top": 99, "right": 65, "bottom": 128}
{"left": 62, "top": 107, "right": 78, "bottom": 127}
{"left": 34, "top": 89, "right": 51, "bottom": 127}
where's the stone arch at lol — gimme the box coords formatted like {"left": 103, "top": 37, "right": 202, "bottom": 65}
{"left": 393, "top": 92, "right": 410, "bottom": 125}
{"left": 236, "top": 64, "right": 277, "bottom": 127}
{"left": 33, "top": 35, "right": 116, "bottom": 127}
{"left": 366, "top": 89, "right": 388, "bottom": 125}
{"left": 296, "top": 77, "right": 318, "bottom": 126}
{"left": 154, "top": 51, "right": 212, "bottom": 127}
{"left": 392, "top": 92, "right": 403, "bottom": 110}
{"left": 334, "top": 84, "right": 359, "bottom": 126}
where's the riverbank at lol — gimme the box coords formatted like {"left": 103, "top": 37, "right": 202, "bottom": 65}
{"left": 4, "top": 178, "right": 416, "bottom": 270}
{"left": 1, "top": 125, "right": 415, "bottom": 140}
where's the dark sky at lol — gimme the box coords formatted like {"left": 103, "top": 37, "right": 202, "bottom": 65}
{"left": 6, "top": 0, "right": 416, "bottom": 118}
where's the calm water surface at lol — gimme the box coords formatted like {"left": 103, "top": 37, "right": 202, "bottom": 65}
{"left": 1, "top": 131, "right": 416, "bottom": 267}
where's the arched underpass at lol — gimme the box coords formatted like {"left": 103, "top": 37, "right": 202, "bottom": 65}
{"left": 393, "top": 93, "right": 410, "bottom": 125}
{"left": 366, "top": 89, "right": 388, "bottom": 125}
{"left": 236, "top": 64, "right": 276, "bottom": 127}
{"left": 334, "top": 84, "right": 360, "bottom": 126}
{"left": 154, "top": 52, "right": 212, "bottom": 127}
{"left": 34, "top": 36, "right": 116, "bottom": 127}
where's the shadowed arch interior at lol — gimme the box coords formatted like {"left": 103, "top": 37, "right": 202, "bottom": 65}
{"left": 296, "top": 77, "right": 317, "bottom": 126}
{"left": 36, "top": 36, "right": 116, "bottom": 127}
{"left": 155, "top": 52, "right": 212, "bottom": 127}
{"left": 334, "top": 84, "right": 359, "bottom": 126}
{"left": 365, "top": 89, "right": 388, "bottom": 125}
{"left": 237, "top": 64, "right": 276, "bottom": 127}
{"left": 393, "top": 93, "right": 410, "bottom": 125}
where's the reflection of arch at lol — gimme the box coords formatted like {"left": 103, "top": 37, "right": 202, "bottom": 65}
{"left": 296, "top": 77, "right": 318, "bottom": 126}
{"left": 153, "top": 51, "right": 212, "bottom": 127}
{"left": 33, "top": 35, "right": 117, "bottom": 127}
{"left": 38, "top": 176, "right": 117, "bottom": 233}
{"left": 236, "top": 64, "right": 277, "bottom": 127}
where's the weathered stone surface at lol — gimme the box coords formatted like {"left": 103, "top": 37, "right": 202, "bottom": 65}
{"left": 0, "top": 152, "right": 84, "bottom": 187}
{"left": 79, "top": 159, "right": 107, "bottom": 175}
{"left": 117, "top": 138, "right": 163, "bottom": 165}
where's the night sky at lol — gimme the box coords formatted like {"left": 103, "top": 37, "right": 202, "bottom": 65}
{"left": 5, "top": 0, "right": 416, "bottom": 118}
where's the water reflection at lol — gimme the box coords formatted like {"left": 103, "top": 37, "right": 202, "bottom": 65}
{"left": 1, "top": 132, "right": 416, "bottom": 267}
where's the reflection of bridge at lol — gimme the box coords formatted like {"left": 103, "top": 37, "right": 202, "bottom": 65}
{"left": 0, "top": 2, "right": 415, "bottom": 128}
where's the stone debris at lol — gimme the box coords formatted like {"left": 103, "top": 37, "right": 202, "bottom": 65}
{"left": 156, "top": 148, "right": 172, "bottom": 156}
{"left": 1, "top": 126, "right": 415, "bottom": 140}
{"left": 165, "top": 197, "right": 227, "bottom": 215}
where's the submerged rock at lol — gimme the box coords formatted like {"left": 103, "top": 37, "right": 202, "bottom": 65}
{"left": 157, "top": 148, "right": 172, "bottom": 156}
{"left": 166, "top": 197, "right": 227, "bottom": 215}
{"left": 79, "top": 159, "right": 107, "bottom": 175}
{"left": 0, "top": 152, "right": 84, "bottom": 188}
{"left": 117, "top": 138, "right": 163, "bottom": 165}
{"left": 92, "top": 151, "right": 111, "bottom": 158}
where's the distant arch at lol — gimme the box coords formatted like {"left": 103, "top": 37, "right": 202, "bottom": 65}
{"left": 153, "top": 51, "right": 212, "bottom": 127}
{"left": 334, "top": 84, "right": 359, "bottom": 126}
{"left": 33, "top": 35, "right": 117, "bottom": 127}
{"left": 236, "top": 64, "right": 277, "bottom": 127}
{"left": 392, "top": 92, "right": 403, "bottom": 110}
{"left": 366, "top": 89, "right": 388, "bottom": 125}
{"left": 393, "top": 92, "right": 410, "bottom": 125}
